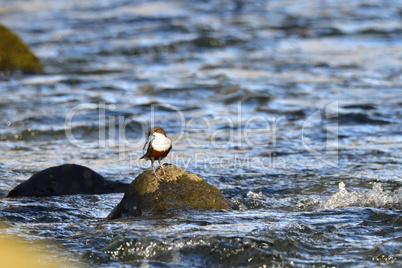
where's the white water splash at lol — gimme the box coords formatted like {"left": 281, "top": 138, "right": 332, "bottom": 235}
{"left": 319, "top": 182, "right": 402, "bottom": 210}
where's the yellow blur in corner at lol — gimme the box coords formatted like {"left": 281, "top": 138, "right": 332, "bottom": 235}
{"left": 0, "top": 236, "right": 61, "bottom": 268}
{"left": 0, "top": 219, "right": 80, "bottom": 268}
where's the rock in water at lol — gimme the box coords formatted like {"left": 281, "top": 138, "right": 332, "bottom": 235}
{"left": 7, "top": 164, "right": 128, "bottom": 197}
{"left": 0, "top": 25, "right": 43, "bottom": 74}
{"left": 107, "top": 164, "right": 231, "bottom": 219}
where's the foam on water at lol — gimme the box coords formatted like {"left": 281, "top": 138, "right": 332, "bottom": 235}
{"left": 318, "top": 182, "right": 401, "bottom": 210}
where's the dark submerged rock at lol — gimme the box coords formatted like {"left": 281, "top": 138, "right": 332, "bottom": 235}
{"left": 0, "top": 25, "right": 43, "bottom": 74}
{"left": 7, "top": 164, "right": 128, "bottom": 197}
{"left": 107, "top": 164, "right": 231, "bottom": 219}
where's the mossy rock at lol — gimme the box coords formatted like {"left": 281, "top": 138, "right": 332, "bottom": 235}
{"left": 7, "top": 164, "right": 129, "bottom": 197}
{"left": 107, "top": 164, "right": 231, "bottom": 219}
{"left": 0, "top": 25, "right": 42, "bottom": 74}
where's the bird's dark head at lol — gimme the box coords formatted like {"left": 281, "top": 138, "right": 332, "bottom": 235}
{"left": 148, "top": 126, "right": 167, "bottom": 137}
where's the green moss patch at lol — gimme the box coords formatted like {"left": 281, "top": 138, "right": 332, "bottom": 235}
{"left": 108, "top": 164, "right": 231, "bottom": 219}
{"left": 0, "top": 25, "right": 42, "bottom": 74}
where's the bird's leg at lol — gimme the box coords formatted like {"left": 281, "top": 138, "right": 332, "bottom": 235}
{"left": 151, "top": 161, "right": 163, "bottom": 182}
{"left": 158, "top": 160, "right": 166, "bottom": 177}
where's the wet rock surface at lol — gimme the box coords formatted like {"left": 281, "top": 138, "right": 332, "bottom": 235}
{"left": 7, "top": 164, "right": 128, "bottom": 197}
{"left": 108, "top": 164, "right": 231, "bottom": 219}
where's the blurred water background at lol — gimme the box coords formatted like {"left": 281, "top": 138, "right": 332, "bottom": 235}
{"left": 0, "top": 0, "right": 401, "bottom": 267}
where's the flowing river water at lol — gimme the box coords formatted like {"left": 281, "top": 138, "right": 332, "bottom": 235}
{"left": 0, "top": 0, "right": 401, "bottom": 267}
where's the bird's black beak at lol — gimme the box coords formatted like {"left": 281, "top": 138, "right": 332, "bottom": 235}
{"left": 145, "top": 130, "right": 155, "bottom": 139}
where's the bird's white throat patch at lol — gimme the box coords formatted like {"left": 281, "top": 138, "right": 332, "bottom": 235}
{"left": 151, "top": 133, "right": 172, "bottom": 151}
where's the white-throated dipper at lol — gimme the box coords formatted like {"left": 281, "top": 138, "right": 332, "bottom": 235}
{"left": 140, "top": 126, "right": 172, "bottom": 182}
